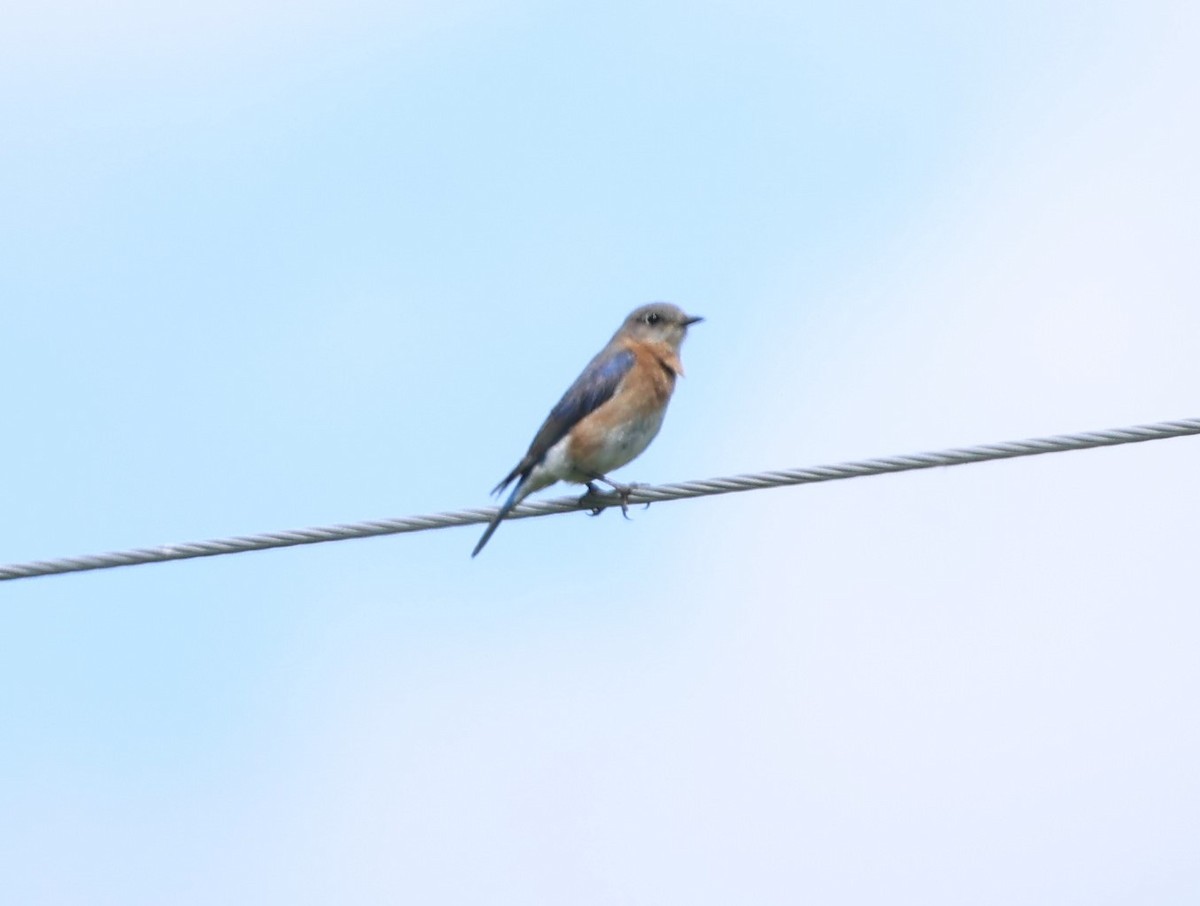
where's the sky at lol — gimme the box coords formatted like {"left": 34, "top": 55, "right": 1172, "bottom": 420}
{"left": 3, "top": 1, "right": 1199, "bottom": 903}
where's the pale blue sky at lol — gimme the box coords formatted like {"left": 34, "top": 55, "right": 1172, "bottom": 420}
{"left": 3, "top": 2, "right": 1199, "bottom": 903}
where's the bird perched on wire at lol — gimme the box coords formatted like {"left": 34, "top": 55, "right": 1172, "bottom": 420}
{"left": 472, "top": 302, "right": 703, "bottom": 557}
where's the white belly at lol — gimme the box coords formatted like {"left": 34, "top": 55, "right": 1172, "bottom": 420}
{"left": 534, "top": 408, "right": 666, "bottom": 489}
{"left": 584, "top": 408, "right": 666, "bottom": 474}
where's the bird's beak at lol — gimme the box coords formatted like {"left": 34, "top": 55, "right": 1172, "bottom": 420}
{"left": 684, "top": 315, "right": 705, "bottom": 326}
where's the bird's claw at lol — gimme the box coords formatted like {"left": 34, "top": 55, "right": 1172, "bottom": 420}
{"left": 614, "top": 482, "right": 639, "bottom": 519}
{"left": 580, "top": 484, "right": 607, "bottom": 516}
{"left": 579, "top": 480, "right": 645, "bottom": 519}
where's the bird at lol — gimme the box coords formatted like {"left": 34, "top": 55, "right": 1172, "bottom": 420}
{"left": 472, "top": 302, "right": 703, "bottom": 557}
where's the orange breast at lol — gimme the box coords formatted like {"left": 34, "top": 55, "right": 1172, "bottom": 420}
{"left": 565, "top": 342, "right": 678, "bottom": 476}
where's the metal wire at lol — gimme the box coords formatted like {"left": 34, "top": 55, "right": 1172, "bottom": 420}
{"left": 3, "top": 416, "right": 1198, "bottom": 582}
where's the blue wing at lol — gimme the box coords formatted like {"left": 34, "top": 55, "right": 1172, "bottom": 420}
{"left": 491, "top": 345, "right": 635, "bottom": 494}
{"left": 474, "top": 345, "right": 635, "bottom": 557}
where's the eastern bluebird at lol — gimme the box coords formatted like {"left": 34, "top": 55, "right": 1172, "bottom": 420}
{"left": 472, "top": 302, "right": 703, "bottom": 557}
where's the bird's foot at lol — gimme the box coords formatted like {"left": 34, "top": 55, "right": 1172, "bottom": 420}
{"left": 583, "top": 476, "right": 645, "bottom": 519}
{"left": 612, "top": 481, "right": 639, "bottom": 519}
{"left": 580, "top": 482, "right": 607, "bottom": 516}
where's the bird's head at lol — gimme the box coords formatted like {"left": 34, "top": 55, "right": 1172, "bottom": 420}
{"left": 621, "top": 302, "right": 704, "bottom": 350}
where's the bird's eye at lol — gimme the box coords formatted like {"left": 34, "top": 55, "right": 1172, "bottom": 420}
{"left": 645, "top": 312, "right": 661, "bottom": 325}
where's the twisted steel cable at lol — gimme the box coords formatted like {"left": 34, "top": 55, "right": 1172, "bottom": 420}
{"left": 2, "top": 416, "right": 1197, "bottom": 581}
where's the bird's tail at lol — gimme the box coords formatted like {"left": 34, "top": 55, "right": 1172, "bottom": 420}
{"left": 471, "top": 475, "right": 528, "bottom": 557}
